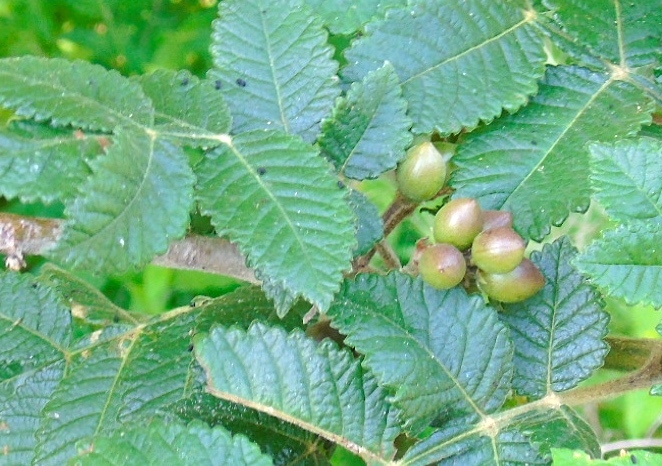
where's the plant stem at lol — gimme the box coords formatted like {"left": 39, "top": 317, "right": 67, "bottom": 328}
{"left": 0, "top": 213, "right": 258, "bottom": 283}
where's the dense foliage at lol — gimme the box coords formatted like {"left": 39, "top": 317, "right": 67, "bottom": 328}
{"left": 0, "top": 0, "right": 661, "bottom": 464}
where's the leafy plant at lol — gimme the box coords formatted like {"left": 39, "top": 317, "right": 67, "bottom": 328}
{"left": 0, "top": 0, "right": 661, "bottom": 464}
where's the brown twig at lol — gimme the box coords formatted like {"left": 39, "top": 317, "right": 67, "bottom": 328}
{"left": 0, "top": 213, "right": 257, "bottom": 283}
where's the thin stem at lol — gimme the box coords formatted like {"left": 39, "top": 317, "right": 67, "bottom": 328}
{"left": 602, "top": 438, "right": 662, "bottom": 456}
{"left": 0, "top": 213, "right": 258, "bottom": 284}
{"left": 375, "top": 240, "right": 401, "bottom": 270}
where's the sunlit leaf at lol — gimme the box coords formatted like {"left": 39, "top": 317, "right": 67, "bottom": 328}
{"left": 452, "top": 65, "right": 653, "bottom": 240}
{"left": 343, "top": 0, "right": 546, "bottom": 134}
{"left": 210, "top": 0, "right": 339, "bottom": 142}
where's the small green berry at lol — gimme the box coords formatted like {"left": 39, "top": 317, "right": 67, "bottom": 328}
{"left": 471, "top": 227, "right": 526, "bottom": 274}
{"left": 396, "top": 142, "right": 447, "bottom": 202}
{"left": 419, "top": 243, "right": 466, "bottom": 289}
{"left": 433, "top": 198, "right": 483, "bottom": 250}
{"left": 477, "top": 258, "right": 545, "bottom": 303}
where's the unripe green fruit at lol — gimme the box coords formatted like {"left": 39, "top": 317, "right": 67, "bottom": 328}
{"left": 433, "top": 198, "right": 483, "bottom": 250}
{"left": 396, "top": 142, "right": 447, "bottom": 202}
{"left": 477, "top": 258, "right": 545, "bottom": 303}
{"left": 419, "top": 243, "right": 466, "bottom": 290}
{"left": 471, "top": 227, "right": 526, "bottom": 274}
{"left": 482, "top": 210, "right": 514, "bottom": 231}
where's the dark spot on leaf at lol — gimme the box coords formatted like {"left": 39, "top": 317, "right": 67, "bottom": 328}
{"left": 214, "top": 79, "right": 222, "bottom": 90}
{"left": 181, "top": 77, "right": 190, "bottom": 86}
{"left": 31, "top": 283, "right": 38, "bottom": 289}
{"left": 236, "top": 78, "right": 247, "bottom": 87}
{"left": 257, "top": 167, "right": 267, "bottom": 176}
{"left": 188, "top": 344, "right": 194, "bottom": 352}
{"left": 113, "top": 314, "right": 120, "bottom": 323}
{"left": 337, "top": 180, "right": 346, "bottom": 189}
{"left": 631, "top": 455, "right": 638, "bottom": 464}
{"left": 531, "top": 140, "right": 537, "bottom": 146}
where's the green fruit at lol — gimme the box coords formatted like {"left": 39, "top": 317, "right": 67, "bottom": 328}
{"left": 477, "top": 258, "right": 545, "bottom": 303}
{"left": 471, "top": 227, "right": 526, "bottom": 274}
{"left": 482, "top": 210, "right": 514, "bottom": 231}
{"left": 396, "top": 141, "right": 447, "bottom": 202}
{"left": 433, "top": 198, "right": 483, "bottom": 250}
{"left": 419, "top": 243, "right": 466, "bottom": 289}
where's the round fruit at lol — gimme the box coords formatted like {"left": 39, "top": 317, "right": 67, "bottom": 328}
{"left": 482, "top": 210, "right": 514, "bottom": 231}
{"left": 433, "top": 198, "right": 483, "bottom": 250}
{"left": 471, "top": 227, "right": 526, "bottom": 274}
{"left": 477, "top": 258, "right": 545, "bottom": 303}
{"left": 419, "top": 243, "right": 467, "bottom": 290}
{"left": 396, "top": 142, "right": 447, "bottom": 202}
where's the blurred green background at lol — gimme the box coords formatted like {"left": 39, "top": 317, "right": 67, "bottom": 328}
{"left": 0, "top": 0, "right": 660, "bottom": 461}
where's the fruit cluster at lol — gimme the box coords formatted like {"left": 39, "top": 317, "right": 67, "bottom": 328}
{"left": 396, "top": 142, "right": 545, "bottom": 303}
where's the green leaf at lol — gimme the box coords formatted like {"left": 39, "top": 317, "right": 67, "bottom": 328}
{"left": 327, "top": 273, "right": 513, "bottom": 432}
{"left": 303, "top": 0, "right": 407, "bottom": 35}
{"left": 72, "top": 419, "right": 273, "bottom": 466}
{"left": 0, "top": 56, "right": 153, "bottom": 131}
{"left": 543, "top": 0, "right": 662, "bottom": 68}
{"left": 319, "top": 63, "right": 412, "bottom": 179}
{"left": 575, "top": 221, "right": 662, "bottom": 308}
{"left": 194, "top": 286, "right": 308, "bottom": 333}
{"left": 209, "top": 0, "right": 339, "bottom": 142}
{"left": 0, "top": 272, "right": 72, "bottom": 466}
{"left": 51, "top": 127, "right": 195, "bottom": 274}
{"left": 589, "top": 137, "right": 662, "bottom": 223}
{"left": 523, "top": 406, "right": 601, "bottom": 459}
{"left": 401, "top": 420, "right": 545, "bottom": 466}
{"left": 348, "top": 189, "right": 384, "bottom": 257}
{"left": 172, "top": 393, "right": 333, "bottom": 466}
{"left": 34, "top": 313, "right": 197, "bottom": 464}
{"left": 342, "top": 0, "right": 547, "bottom": 135}
{"left": 552, "top": 449, "right": 662, "bottom": 465}
{"left": 38, "top": 264, "right": 139, "bottom": 326}
{"left": 401, "top": 404, "right": 599, "bottom": 465}
{"left": 194, "top": 323, "right": 401, "bottom": 463}
{"left": 0, "top": 121, "right": 99, "bottom": 203}
{"left": 451, "top": 65, "right": 654, "bottom": 240}
{"left": 500, "top": 237, "right": 609, "bottom": 398}
{"left": 195, "top": 130, "right": 355, "bottom": 313}
{"left": 134, "top": 69, "right": 232, "bottom": 148}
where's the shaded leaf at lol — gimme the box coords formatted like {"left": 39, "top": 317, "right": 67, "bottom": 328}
{"left": 319, "top": 63, "right": 412, "bottom": 179}
{"left": 34, "top": 313, "right": 197, "bottom": 464}
{"left": 0, "top": 272, "right": 72, "bottom": 465}
{"left": 0, "top": 122, "right": 99, "bottom": 203}
{"left": 401, "top": 403, "right": 598, "bottom": 465}
{"left": 195, "top": 323, "right": 401, "bottom": 462}
{"left": 194, "top": 285, "right": 308, "bottom": 333}
{"left": 500, "top": 237, "right": 609, "bottom": 398}
{"left": 575, "top": 221, "right": 662, "bottom": 308}
{"left": 523, "top": 406, "right": 601, "bottom": 459}
{"left": 343, "top": 0, "right": 546, "bottom": 135}
{"left": 589, "top": 137, "right": 662, "bottom": 223}
{"left": 348, "top": 189, "right": 384, "bottom": 257}
{"left": 134, "top": 69, "right": 232, "bottom": 148}
{"left": 209, "top": 0, "right": 339, "bottom": 142}
{"left": 73, "top": 419, "right": 273, "bottom": 466}
{"left": 303, "top": 0, "right": 407, "bottom": 35}
{"left": 171, "top": 392, "right": 332, "bottom": 466}
{"left": 543, "top": 0, "right": 662, "bottom": 68}
{"left": 51, "top": 127, "right": 195, "bottom": 274}
{"left": 0, "top": 56, "right": 153, "bottom": 131}
{"left": 451, "top": 65, "right": 654, "bottom": 240}
{"left": 327, "top": 273, "right": 513, "bottom": 432}
{"left": 38, "top": 264, "right": 139, "bottom": 326}
{"left": 195, "top": 130, "right": 354, "bottom": 313}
